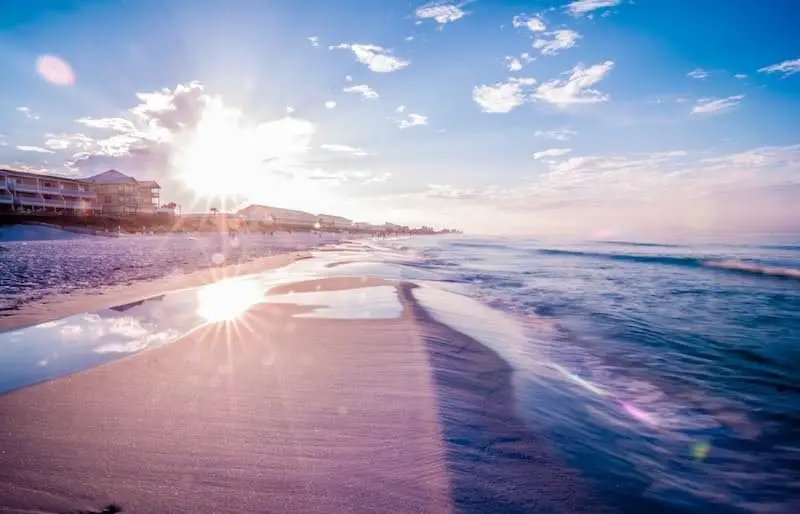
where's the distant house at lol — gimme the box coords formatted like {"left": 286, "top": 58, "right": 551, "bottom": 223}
{"left": 236, "top": 204, "right": 319, "bottom": 229}
{"left": 317, "top": 214, "right": 353, "bottom": 230}
{"left": 85, "top": 170, "right": 161, "bottom": 216}
{"left": 1, "top": 168, "right": 98, "bottom": 214}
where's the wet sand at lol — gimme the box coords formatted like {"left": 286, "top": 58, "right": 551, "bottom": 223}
{"left": 0, "top": 276, "right": 611, "bottom": 513}
{"left": 0, "top": 251, "right": 311, "bottom": 332}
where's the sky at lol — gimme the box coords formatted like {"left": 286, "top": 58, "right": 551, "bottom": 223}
{"left": 0, "top": 0, "right": 799, "bottom": 237}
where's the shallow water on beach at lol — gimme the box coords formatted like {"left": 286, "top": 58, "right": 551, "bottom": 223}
{"left": 1, "top": 234, "right": 799, "bottom": 512}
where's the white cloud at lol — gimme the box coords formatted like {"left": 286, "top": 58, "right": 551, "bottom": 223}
{"left": 16, "top": 106, "right": 39, "bottom": 120}
{"left": 60, "top": 81, "right": 320, "bottom": 205}
{"left": 505, "top": 53, "right": 534, "bottom": 72}
{"left": 343, "top": 84, "right": 379, "bottom": 99}
{"left": 473, "top": 77, "right": 536, "bottom": 113}
{"left": 325, "top": 101, "right": 337, "bottom": 109}
{"left": 415, "top": 3, "right": 467, "bottom": 24}
{"left": 308, "top": 36, "right": 320, "bottom": 47}
{"left": 345, "top": 75, "right": 353, "bottom": 82}
{"left": 512, "top": 14, "right": 546, "bottom": 32}
{"left": 405, "top": 36, "right": 414, "bottom": 42}
{"left": 396, "top": 113, "right": 428, "bottom": 129}
{"left": 75, "top": 117, "right": 137, "bottom": 132}
{"left": 16, "top": 145, "right": 54, "bottom": 154}
{"left": 286, "top": 106, "right": 295, "bottom": 114}
{"left": 758, "top": 58, "right": 800, "bottom": 78}
{"left": 688, "top": 68, "right": 709, "bottom": 80}
{"left": 329, "top": 43, "right": 409, "bottom": 73}
{"left": 396, "top": 105, "right": 406, "bottom": 113}
{"left": 320, "top": 143, "right": 369, "bottom": 156}
{"left": 533, "top": 61, "right": 614, "bottom": 106}
{"left": 533, "top": 30, "right": 581, "bottom": 55}
{"left": 565, "top": 0, "right": 620, "bottom": 16}
{"left": 534, "top": 148, "right": 572, "bottom": 159}
{"left": 535, "top": 127, "right": 577, "bottom": 141}
{"left": 691, "top": 95, "right": 744, "bottom": 114}
{"left": 44, "top": 133, "right": 94, "bottom": 151}
{"left": 734, "top": 73, "right": 748, "bottom": 79}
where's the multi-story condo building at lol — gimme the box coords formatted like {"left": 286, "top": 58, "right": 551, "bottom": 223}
{"left": 0, "top": 168, "right": 97, "bottom": 213}
{"left": 85, "top": 170, "right": 161, "bottom": 215}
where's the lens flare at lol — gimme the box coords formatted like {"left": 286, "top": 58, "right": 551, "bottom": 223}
{"left": 36, "top": 55, "right": 75, "bottom": 86}
{"left": 196, "top": 278, "right": 264, "bottom": 322}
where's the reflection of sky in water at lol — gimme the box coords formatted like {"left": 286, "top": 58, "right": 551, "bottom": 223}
{"left": 0, "top": 260, "right": 404, "bottom": 393}
{"left": 0, "top": 292, "right": 204, "bottom": 393}
{"left": 264, "top": 286, "right": 402, "bottom": 320}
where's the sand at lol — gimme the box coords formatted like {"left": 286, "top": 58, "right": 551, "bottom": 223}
{"left": 0, "top": 258, "right": 612, "bottom": 513}
{"left": 0, "top": 251, "right": 311, "bottom": 332}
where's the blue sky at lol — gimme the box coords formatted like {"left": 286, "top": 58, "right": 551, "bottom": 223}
{"left": 1, "top": 0, "right": 799, "bottom": 237}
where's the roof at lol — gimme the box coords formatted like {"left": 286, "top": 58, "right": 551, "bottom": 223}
{"left": 84, "top": 169, "right": 137, "bottom": 184}
{"left": 137, "top": 180, "right": 161, "bottom": 188}
{"left": 1, "top": 168, "right": 92, "bottom": 185}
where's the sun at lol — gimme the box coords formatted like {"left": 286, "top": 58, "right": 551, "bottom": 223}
{"left": 173, "top": 97, "right": 316, "bottom": 202}
{"left": 174, "top": 98, "right": 264, "bottom": 198}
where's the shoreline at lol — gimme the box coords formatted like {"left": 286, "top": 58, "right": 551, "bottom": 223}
{"left": 0, "top": 275, "right": 609, "bottom": 513}
{"left": 0, "top": 249, "right": 312, "bottom": 332}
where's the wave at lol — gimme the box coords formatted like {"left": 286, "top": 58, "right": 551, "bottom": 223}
{"left": 537, "top": 249, "right": 800, "bottom": 280}
{"left": 594, "top": 240, "right": 685, "bottom": 248}
{"left": 703, "top": 259, "right": 800, "bottom": 279}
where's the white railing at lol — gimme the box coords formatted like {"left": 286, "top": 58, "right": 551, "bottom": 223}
{"left": 9, "top": 182, "right": 40, "bottom": 194}
{"left": 0, "top": 195, "right": 13, "bottom": 205}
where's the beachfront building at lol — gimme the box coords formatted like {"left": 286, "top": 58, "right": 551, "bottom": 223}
{"left": 317, "top": 214, "right": 353, "bottom": 231}
{"left": 85, "top": 170, "right": 161, "bottom": 216}
{"left": 0, "top": 168, "right": 97, "bottom": 214}
{"left": 237, "top": 204, "right": 319, "bottom": 229}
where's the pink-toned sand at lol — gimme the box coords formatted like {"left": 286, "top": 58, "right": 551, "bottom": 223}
{"left": 0, "top": 278, "right": 453, "bottom": 513}
{"left": 0, "top": 258, "right": 612, "bottom": 513}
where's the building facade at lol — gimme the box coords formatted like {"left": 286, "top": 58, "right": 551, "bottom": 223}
{"left": 0, "top": 169, "right": 97, "bottom": 214}
{"left": 237, "top": 204, "right": 319, "bottom": 229}
{"left": 86, "top": 170, "right": 161, "bottom": 216}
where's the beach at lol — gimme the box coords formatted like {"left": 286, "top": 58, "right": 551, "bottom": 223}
{"left": 1, "top": 235, "right": 798, "bottom": 513}
{"left": 0, "top": 238, "right": 610, "bottom": 514}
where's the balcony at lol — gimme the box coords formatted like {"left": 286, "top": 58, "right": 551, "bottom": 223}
{"left": 0, "top": 194, "right": 12, "bottom": 205}
{"left": 9, "top": 182, "right": 41, "bottom": 194}
{"left": 43, "top": 199, "right": 67, "bottom": 208}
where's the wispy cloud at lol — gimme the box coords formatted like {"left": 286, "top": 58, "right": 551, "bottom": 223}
{"left": 535, "top": 127, "right": 577, "bottom": 141}
{"left": 505, "top": 52, "right": 534, "bottom": 71}
{"left": 734, "top": 73, "right": 748, "bottom": 79}
{"left": 320, "top": 143, "right": 369, "bottom": 156}
{"left": 691, "top": 95, "right": 744, "bottom": 114}
{"left": 473, "top": 77, "right": 536, "bottom": 113}
{"left": 565, "top": 0, "right": 621, "bottom": 16}
{"left": 325, "top": 100, "right": 337, "bottom": 109}
{"left": 75, "top": 117, "right": 137, "bottom": 132}
{"left": 396, "top": 105, "right": 406, "bottom": 113}
{"left": 534, "top": 30, "right": 581, "bottom": 55}
{"left": 534, "top": 148, "right": 572, "bottom": 159}
{"left": 308, "top": 36, "right": 320, "bottom": 47}
{"left": 329, "top": 43, "right": 409, "bottom": 73}
{"left": 688, "top": 68, "right": 710, "bottom": 80}
{"left": 343, "top": 84, "right": 379, "bottom": 99}
{"left": 16, "top": 145, "right": 54, "bottom": 154}
{"left": 415, "top": 2, "right": 468, "bottom": 25}
{"left": 758, "top": 58, "right": 800, "bottom": 78}
{"left": 512, "top": 14, "right": 546, "bottom": 32}
{"left": 396, "top": 113, "right": 428, "bottom": 129}
{"left": 16, "top": 106, "right": 39, "bottom": 120}
{"left": 533, "top": 61, "right": 614, "bottom": 106}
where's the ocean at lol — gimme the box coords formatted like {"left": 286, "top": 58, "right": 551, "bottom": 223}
{"left": 1, "top": 233, "right": 799, "bottom": 512}
{"left": 372, "top": 235, "right": 800, "bottom": 512}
